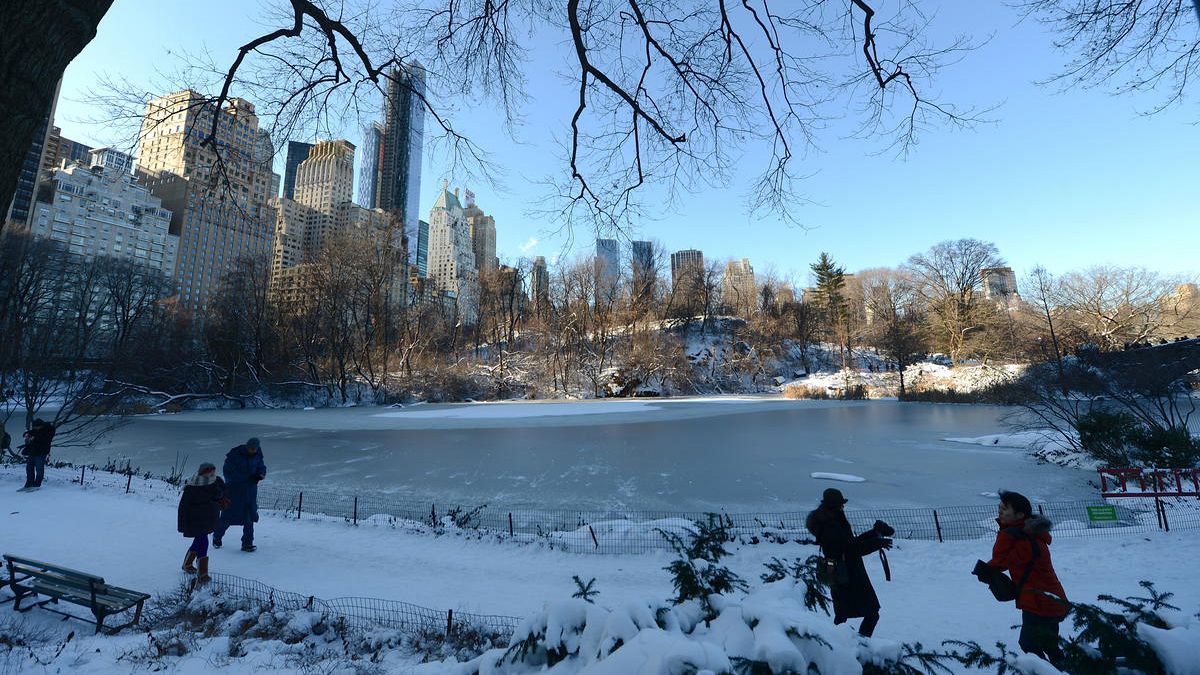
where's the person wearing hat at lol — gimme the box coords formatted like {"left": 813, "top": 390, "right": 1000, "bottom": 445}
{"left": 177, "top": 463, "right": 228, "bottom": 583}
{"left": 805, "top": 488, "right": 894, "bottom": 637}
{"left": 213, "top": 437, "right": 267, "bottom": 552}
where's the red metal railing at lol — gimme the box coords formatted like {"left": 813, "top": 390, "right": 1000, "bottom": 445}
{"left": 1098, "top": 467, "right": 1200, "bottom": 498}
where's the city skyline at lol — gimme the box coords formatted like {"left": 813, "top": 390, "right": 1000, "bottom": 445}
{"left": 41, "top": 0, "right": 1200, "bottom": 284}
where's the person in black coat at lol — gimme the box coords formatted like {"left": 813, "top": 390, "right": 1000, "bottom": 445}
{"left": 177, "top": 462, "right": 227, "bottom": 583}
{"left": 19, "top": 418, "right": 55, "bottom": 491}
{"left": 806, "top": 488, "right": 893, "bottom": 637}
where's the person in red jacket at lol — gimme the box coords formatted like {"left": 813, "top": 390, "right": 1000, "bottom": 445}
{"left": 984, "top": 491, "right": 1069, "bottom": 666}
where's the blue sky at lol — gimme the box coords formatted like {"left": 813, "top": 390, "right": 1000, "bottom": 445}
{"left": 54, "top": 0, "right": 1199, "bottom": 284}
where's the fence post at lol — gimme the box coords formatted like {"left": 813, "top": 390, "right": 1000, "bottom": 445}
{"left": 78, "top": 466, "right": 86, "bottom": 486}
{"left": 1037, "top": 504, "right": 1044, "bottom": 516}
{"left": 588, "top": 525, "right": 599, "bottom": 550}
{"left": 431, "top": 504, "right": 437, "bottom": 527}
{"left": 297, "top": 492, "right": 304, "bottom": 520}
{"left": 125, "top": 471, "right": 133, "bottom": 494}
{"left": 446, "top": 609, "right": 454, "bottom": 638}
{"left": 353, "top": 496, "right": 358, "bottom": 525}
{"left": 932, "top": 510, "right": 943, "bottom": 543}
{"left": 508, "top": 513, "right": 514, "bottom": 537}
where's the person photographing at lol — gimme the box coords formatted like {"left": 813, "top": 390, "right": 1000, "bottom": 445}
{"left": 806, "top": 488, "right": 894, "bottom": 637}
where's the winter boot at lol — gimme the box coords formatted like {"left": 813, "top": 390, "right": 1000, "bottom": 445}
{"left": 196, "top": 557, "right": 210, "bottom": 584}
{"left": 182, "top": 550, "right": 198, "bottom": 574}
{"left": 240, "top": 544, "right": 256, "bottom": 553}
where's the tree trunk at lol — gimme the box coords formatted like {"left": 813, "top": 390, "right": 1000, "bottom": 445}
{"left": 1, "top": 1, "right": 114, "bottom": 222}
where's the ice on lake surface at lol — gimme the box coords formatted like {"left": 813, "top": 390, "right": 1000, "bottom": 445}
{"left": 63, "top": 397, "right": 1096, "bottom": 512}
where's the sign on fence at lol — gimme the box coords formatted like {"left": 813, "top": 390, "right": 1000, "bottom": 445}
{"left": 1086, "top": 505, "right": 1118, "bottom": 523}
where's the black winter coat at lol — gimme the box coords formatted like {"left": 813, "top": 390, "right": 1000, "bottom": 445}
{"left": 807, "top": 506, "right": 887, "bottom": 619}
{"left": 178, "top": 478, "right": 227, "bottom": 538}
{"left": 24, "top": 424, "right": 54, "bottom": 456}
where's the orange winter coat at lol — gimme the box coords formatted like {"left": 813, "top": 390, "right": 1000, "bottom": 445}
{"left": 986, "top": 516, "right": 1069, "bottom": 618}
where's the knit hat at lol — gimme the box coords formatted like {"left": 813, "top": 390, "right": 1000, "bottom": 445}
{"left": 999, "top": 490, "right": 1033, "bottom": 518}
{"left": 246, "top": 437, "right": 260, "bottom": 449}
{"left": 821, "top": 488, "right": 849, "bottom": 506}
{"left": 198, "top": 462, "right": 216, "bottom": 474}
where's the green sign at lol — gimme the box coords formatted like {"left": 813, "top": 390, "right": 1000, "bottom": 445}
{"left": 1087, "top": 506, "right": 1118, "bottom": 523}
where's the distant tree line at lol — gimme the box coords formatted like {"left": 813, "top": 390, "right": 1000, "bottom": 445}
{"left": 4, "top": 226, "right": 1197, "bottom": 439}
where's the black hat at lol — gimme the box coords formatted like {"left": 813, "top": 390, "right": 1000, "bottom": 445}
{"left": 821, "top": 488, "right": 848, "bottom": 506}
{"left": 246, "top": 437, "right": 260, "bottom": 449}
{"left": 999, "top": 490, "right": 1032, "bottom": 518}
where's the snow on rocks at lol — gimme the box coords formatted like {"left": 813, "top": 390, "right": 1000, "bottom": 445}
{"left": 944, "top": 430, "right": 1095, "bottom": 469}
{"left": 810, "top": 472, "right": 867, "bottom": 483}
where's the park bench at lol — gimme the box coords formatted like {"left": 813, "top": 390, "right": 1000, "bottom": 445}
{"left": 4, "top": 554, "right": 151, "bottom": 633}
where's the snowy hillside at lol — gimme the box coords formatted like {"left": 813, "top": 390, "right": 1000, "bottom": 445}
{"left": 2, "top": 466, "right": 1199, "bottom": 674}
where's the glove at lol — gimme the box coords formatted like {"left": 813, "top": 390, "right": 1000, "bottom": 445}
{"left": 252, "top": 474, "right": 264, "bottom": 482}
{"left": 873, "top": 520, "right": 896, "bottom": 537}
{"left": 879, "top": 538, "right": 893, "bottom": 550}
{"left": 218, "top": 498, "right": 231, "bottom": 509}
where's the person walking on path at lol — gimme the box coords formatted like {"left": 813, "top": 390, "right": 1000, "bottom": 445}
{"left": 213, "top": 438, "right": 267, "bottom": 552}
{"left": 19, "top": 418, "right": 55, "bottom": 491}
{"left": 977, "top": 490, "right": 1069, "bottom": 667}
{"left": 177, "top": 462, "right": 227, "bottom": 584}
{"left": 805, "top": 488, "right": 894, "bottom": 637}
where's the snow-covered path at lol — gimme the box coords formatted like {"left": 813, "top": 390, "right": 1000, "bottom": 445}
{"left": 2, "top": 465, "right": 1199, "bottom": 670}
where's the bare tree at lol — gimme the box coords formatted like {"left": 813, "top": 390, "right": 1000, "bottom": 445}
{"left": 859, "top": 267, "right": 927, "bottom": 396}
{"left": 1050, "top": 265, "right": 1196, "bottom": 351}
{"left": 1021, "top": 0, "right": 1200, "bottom": 113}
{"left": 905, "top": 238, "right": 1005, "bottom": 363}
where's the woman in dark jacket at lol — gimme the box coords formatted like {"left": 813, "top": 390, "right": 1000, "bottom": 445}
{"left": 177, "top": 463, "right": 227, "bottom": 583}
{"left": 806, "top": 488, "right": 893, "bottom": 637}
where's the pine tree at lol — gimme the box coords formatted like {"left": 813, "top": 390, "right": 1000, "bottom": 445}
{"left": 810, "top": 252, "right": 852, "bottom": 368}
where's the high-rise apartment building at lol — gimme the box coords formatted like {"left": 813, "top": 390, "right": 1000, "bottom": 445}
{"left": 531, "top": 256, "right": 550, "bottom": 316}
{"left": 981, "top": 267, "right": 1018, "bottom": 302}
{"left": 595, "top": 238, "right": 620, "bottom": 305}
{"left": 29, "top": 161, "right": 178, "bottom": 273}
{"left": 426, "top": 182, "right": 478, "bottom": 323}
{"left": 416, "top": 219, "right": 429, "bottom": 277}
{"left": 631, "top": 240, "right": 656, "bottom": 308}
{"left": 378, "top": 64, "right": 426, "bottom": 262}
{"left": 42, "top": 126, "right": 93, "bottom": 174}
{"left": 7, "top": 81, "right": 60, "bottom": 226}
{"left": 357, "top": 122, "right": 384, "bottom": 208}
{"left": 88, "top": 147, "right": 134, "bottom": 174}
{"left": 291, "top": 139, "right": 355, "bottom": 252}
{"left": 723, "top": 258, "right": 756, "bottom": 316}
{"left": 136, "top": 90, "right": 277, "bottom": 312}
{"left": 281, "top": 141, "right": 313, "bottom": 200}
{"left": 463, "top": 192, "right": 497, "bottom": 275}
{"left": 670, "top": 249, "right": 704, "bottom": 286}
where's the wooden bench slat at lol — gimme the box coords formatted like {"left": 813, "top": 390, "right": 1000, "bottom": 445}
{"left": 5, "top": 556, "right": 105, "bottom": 583}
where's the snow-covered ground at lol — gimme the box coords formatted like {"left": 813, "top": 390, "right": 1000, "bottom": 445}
{"left": 785, "top": 362, "right": 1028, "bottom": 399}
{"left": 2, "top": 465, "right": 1198, "bottom": 674}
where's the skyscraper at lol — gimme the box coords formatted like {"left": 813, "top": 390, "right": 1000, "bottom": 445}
{"left": 670, "top": 249, "right": 704, "bottom": 286}
{"left": 631, "top": 240, "right": 656, "bottom": 307}
{"left": 531, "top": 256, "right": 550, "bottom": 317}
{"left": 417, "top": 219, "right": 430, "bottom": 277}
{"left": 378, "top": 63, "right": 426, "bottom": 262}
{"left": 426, "top": 181, "right": 478, "bottom": 323}
{"left": 670, "top": 248, "right": 705, "bottom": 312}
{"left": 723, "top": 258, "right": 756, "bottom": 316}
{"left": 6, "top": 81, "right": 59, "bottom": 226}
{"left": 357, "top": 122, "right": 384, "bottom": 209}
{"left": 292, "top": 139, "right": 355, "bottom": 251}
{"left": 282, "top": 141, "right": 313, "bottom": 200}
{"left": 136, "top": 90, "right": 276, "bottom": 312}
{"left": 595, "top": 238, "right": 620, "bottom": 305}
{"left": 463, "top": 191, "right": 497, "bottom": 274}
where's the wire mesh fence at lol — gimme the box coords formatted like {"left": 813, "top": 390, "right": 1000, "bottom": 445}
{"left": 256, "top": 483, "right": 1200, "bottom": 555}
{"left": 206, "top": 572, "right": 522, "bottom": 638}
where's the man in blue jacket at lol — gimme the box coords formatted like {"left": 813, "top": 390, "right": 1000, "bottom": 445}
{"left": 213, "top": 437, "right": 267, "bottom": 552}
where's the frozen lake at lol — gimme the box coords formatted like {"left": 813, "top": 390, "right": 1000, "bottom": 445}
{"left": 59, "top": 397, "right": 1095, "bottom": 511}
